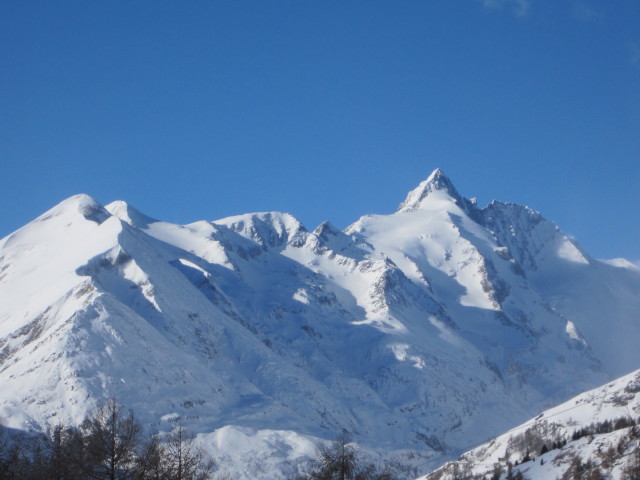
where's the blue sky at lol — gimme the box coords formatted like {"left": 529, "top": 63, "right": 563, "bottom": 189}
{"left": 1, "top": 1, "right": 639, "bottom": 260}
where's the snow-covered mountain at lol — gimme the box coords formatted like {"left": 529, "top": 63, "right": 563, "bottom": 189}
{"left": 1, "top": 169, "right": 639, "bottom": 478}
{"left": 423, "top": 368, "right": 640, "bottom": 480}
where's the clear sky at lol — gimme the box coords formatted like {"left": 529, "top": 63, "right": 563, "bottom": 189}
{"left": 1, "top": 1, "right": 639, "bottom": 260}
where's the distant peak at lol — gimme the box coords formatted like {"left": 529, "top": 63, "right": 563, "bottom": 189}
{"left": 426, "top": 168, "right": 453, "bottom": 189}
{"left": 60, "top": 193, "right": 102, "bottom": 209}
{"left": 313, "top": 221, "right": 340, "bottom": 239}
{"left": 427, "top": 167, "right": 445, "bottom": 181}
{"left": 41, "top": 194, "right": 111, "bottom": 224}
{"left": 215, "top": 211, "right": 307, "bottom": 249}
{"left": 105, "top": 201, "right": 157, "bottom": 228}
{"left": 397, "top": 168, "right": 463, "bottom": 212}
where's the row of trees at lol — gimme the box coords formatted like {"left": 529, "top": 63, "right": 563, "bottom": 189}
{"left": 570, "top": 416, "right": 637, "bottom": 442}
{"left": 1, "top": 403, "right": 410, "bottom": 480}
{"left": 0, "top": 398, "right": 214, "bottom": 480}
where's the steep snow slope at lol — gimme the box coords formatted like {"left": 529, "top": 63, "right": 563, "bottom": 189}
{"left": 0, "top": 170, "right": 639, "bottom": 479}
{"left": 346, "top": 170, "right": 605, "bottom": 400}
{"left": 483, "top": 199, "right": 640, "bottom": 377}
{"left": 0, "top": 195, "right": 323, "bottom": 432}
{"left": 423, "top": 368, "right": 640, "bottom": 480}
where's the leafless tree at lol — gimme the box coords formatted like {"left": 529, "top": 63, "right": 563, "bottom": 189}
{"left": 81, "top": 397, "right": 142, "bottom": 480}
{"left": 164, "top": 422, "right": 215, "bottom": 480}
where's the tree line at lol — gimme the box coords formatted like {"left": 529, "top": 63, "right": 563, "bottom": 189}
{"left": 0, "top": 401, "right": 403, "bottom": 480}
{"left": 0, "top": 398, "right": 214, "bottom": 480}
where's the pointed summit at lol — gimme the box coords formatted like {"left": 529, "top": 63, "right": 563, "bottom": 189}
{"left": 426, "top": 168, "right": 454, "bottom": 188}
{"left": 397, "top": 168, "right": 464, "bottom": 212}
{"left": 313, "top": 220, "right": 340, "bottom": 239}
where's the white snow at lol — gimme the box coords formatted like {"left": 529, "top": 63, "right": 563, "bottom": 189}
{"left": 1, "top": 171, "right": 639, "bottom": 479}
{"left": 424, "top": 368, "right": 640, "bottom": 480}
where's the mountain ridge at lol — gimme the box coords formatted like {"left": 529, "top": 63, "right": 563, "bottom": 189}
{"left": 1, "top": 170, "right": 639, "bottom": 478}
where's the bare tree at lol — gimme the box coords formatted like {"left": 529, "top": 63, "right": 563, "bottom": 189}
{"left": 624, "top": 444, "right": 640, "bottom": 480}
{"left": 81, "top": 397, "right": 142, "bottom": 480}
{"left": 42, "top": 424, "right": 87, "bottom": 480}
{"left": 0, "top": 422, "right": 29, "bottom": 479}
{"left": 313, "top": 431, "right": 357, "bottom": 480}
{"left": 134, "top": 432, "right": 170, "bottom": 480}
{"left": 302, "top": 431, "right": 397, "bottom": 480}
{"left": 164, "top": 422, "right": 215, "bottom": 480}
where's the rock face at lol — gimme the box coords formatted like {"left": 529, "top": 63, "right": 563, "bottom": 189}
{"left": 0, "top": 171, "right": 639, "bottom": 478}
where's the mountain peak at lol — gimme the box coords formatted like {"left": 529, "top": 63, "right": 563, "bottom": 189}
{"left": 313, "top": 220, "right": 340, "bottom": 238}
{"left": 39, "top": 194, "right": 111, "bottom": 225}
{"left": 427, "top": 167, "right": 447, "bottom": 183}
{"left": 215, "top": 211, "right": 307, "bottom": 249}
{"left": 53, "top": 193, "right": 101, "bottom": 212}
{"left": 397, "top": 168, "right": 463, "bottom": 212}
{"left": 105, "top": 200, "right": 157, "bottom": 228}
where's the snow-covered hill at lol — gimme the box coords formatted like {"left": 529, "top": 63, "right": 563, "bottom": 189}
{"left": 423, "top": 368, "right": 640, "bottom": 480}
{"left": 1, "top": 169, "right": 639, "bottom": 478}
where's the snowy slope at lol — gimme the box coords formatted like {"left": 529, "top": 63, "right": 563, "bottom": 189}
{"left": 1, "top": 170, "right": 639, "bottom": 479}
{"left": 423, "top": 368, "right": 640, "bottom": 480}
{"left": 483, "top": 199, "right": 640, "bottom": 377}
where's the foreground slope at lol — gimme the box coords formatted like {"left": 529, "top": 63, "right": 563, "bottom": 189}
{"left": 0, "top": 170, "right": 639, "bottom": 478}
{"left": 423, "top": 368, "right": 640, "bottom": 479}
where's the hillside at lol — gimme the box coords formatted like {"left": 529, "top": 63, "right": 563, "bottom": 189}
{"left": 423, "top": 368, "right": 640, "bottom": 479}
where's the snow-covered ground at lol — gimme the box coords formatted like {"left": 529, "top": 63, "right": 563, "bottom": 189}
{"left": 423, "top": 368, "right": 640, "bottom": 480}
{"left": 1, "top": 169, "right": 639, "bottom": 479}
